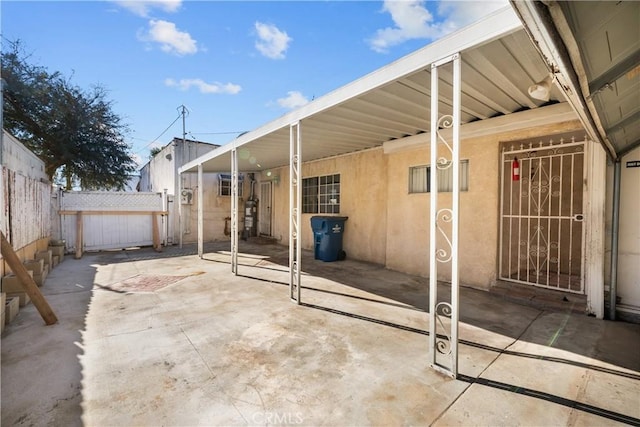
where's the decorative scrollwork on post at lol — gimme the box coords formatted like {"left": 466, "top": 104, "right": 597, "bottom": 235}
{"left": 429, "top": 54, "right": 460, "bottom": 379}
{"left": 435, "top": 302, "right": 453, "bottom": 355}
{"left": 435, "top": 209, "right": 453, "bottom": 263}
{"left": 436, "top": 115, "right": 454, "bottom": 161}
{"left": 289, "top": 122, "right": 302, "bottom": 304}
{"left": 438, "top": 114, "right": 454, "bottom": 129}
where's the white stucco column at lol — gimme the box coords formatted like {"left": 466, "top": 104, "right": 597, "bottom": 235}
{"left": 585, "top": 140, "right": 607, "bottom": 318}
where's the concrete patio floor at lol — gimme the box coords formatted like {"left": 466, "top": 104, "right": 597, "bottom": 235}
{"left": 2, "top": 241, "right": 639, "bottom": 426}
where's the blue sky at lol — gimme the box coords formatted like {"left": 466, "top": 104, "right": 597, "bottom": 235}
{"left": 1, "top": 0, "right": 506, "bottom": 167}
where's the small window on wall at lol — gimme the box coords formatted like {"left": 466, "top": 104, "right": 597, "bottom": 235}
{"left": 302, "top": 174, "right": 340, "bottom": 213}
{"left": 409, "top": 160, "right": 469, "bottom": 193}
{"left": 218, "top": 174, "right": 244, "bottom": 197}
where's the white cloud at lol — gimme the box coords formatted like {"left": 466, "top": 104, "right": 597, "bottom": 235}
{"left": 369, "top": 0, "right": 508, "bottom": 53}
{"left": 437, "top": 1, "right": 508, "bottom": 28}
{"left": 113, "top": 0, "right": 182, "bottom": 17}
{"left": 276, "top": 91, "right": 309, "bottom": 109}
{"left": 254, "top": 22, "right": 292, "bottom": 60}
{"left": 164, "top": 78, "right": 242, "bottom": 95}
{"left": 139, "top": 19, "right": 198, "bottom": 55}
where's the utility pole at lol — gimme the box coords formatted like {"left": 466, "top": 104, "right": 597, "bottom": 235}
{"left": 181, "top": 104, "right": 187, "bottom": 147}
{"left": 178, "top": 104, "right": 188, "bottom": 249}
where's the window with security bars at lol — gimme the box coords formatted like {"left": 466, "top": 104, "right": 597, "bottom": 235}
{"left": 409, "top": 160, "right": 469, "bottom": 193}
{"left": 218, "top": 174, "right": 244, "bottom": 196}
{"left": 302, "top": 174, "right": 340, "bottom": 213}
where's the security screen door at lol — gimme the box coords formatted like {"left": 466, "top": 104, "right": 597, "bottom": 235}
{"left": 499, "top": 138, "right": 585, "bottom": 293}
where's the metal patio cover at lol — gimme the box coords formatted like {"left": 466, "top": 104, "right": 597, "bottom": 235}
{"left": 512, "top": 1, "right": 640, "bottom": 160}
{"left": 180, "top": 7, "right": 561, "bottom": 175}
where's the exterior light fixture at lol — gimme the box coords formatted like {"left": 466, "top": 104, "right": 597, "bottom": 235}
{"left": 528, "top": 74, "right": 553, "bottom": 101}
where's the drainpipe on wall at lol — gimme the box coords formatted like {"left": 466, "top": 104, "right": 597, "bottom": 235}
{"left": 609, "top": 159, "right": 621, "bottom": 320}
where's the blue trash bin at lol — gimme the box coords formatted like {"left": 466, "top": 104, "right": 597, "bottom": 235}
{"left": 311, "top": 216, "right": 348, "bottom": 262}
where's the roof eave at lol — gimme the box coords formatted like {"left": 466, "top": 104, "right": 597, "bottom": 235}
{"left": 510, "top": 0, "right": 618, "bottom": 161}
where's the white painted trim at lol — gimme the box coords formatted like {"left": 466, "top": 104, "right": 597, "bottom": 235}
{"left": 584, "top": 140, "right": 607, "bottom": 318}
{"left": 383, "top": 103, "right": 578, "bottom": 154}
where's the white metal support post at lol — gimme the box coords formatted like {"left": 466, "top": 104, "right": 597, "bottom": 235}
{"left": 231, "top": 147, "right": 239, "bottom": 274}
{"left": 428, "top": 53, "right": 461, "bottom": 378}
{"left": 197, "top": 163, "right": 204, "bottom": 258}
{"left": 162, "top": 189, "right": 168, "bottom": 246}
{"left": 178, "top": 173, "right": 183, "bottom": 249}
{"left": 289, "top": 122, "right": 302, "bottom": 304}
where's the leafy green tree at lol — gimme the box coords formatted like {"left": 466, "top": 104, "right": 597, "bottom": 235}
{"left": 149, "top": 146, "right": 162, "bottom": 158}
{"left": 2, "top": 40, "right": 136, "bottom": 190}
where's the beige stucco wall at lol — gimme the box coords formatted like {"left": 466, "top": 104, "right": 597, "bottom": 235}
{"left": 263, "top": 148, "right": 388, "bottom": 265}
{"left": 138, "top": 140, "right": 228, "bottom": 244}
{"left": 263, "top": 119, "right": 585, "bottom": 290}
{"left": 182, "top": 177, "right": 248, "bottom": 244}
{"left": 385, "top": 135, "right": 500, "bottom": 287}
{"left": 387, "top": 120, "right": 585, "bottom": 289}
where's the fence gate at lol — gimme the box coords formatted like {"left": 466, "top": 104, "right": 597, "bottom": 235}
{"left": 60, "top": 191, "right": 165, "bottom": 253}
{"left": 499, "top": 138, "right": 585, "bottom": 293}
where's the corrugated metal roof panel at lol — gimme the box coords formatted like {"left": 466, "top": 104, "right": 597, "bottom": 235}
{"left": 181, "top": 7, "right": 563, "bottom": 174}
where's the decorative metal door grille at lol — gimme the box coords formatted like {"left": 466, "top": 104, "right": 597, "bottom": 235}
{"left": 499, "top": 138, "right": 585, "bottom": 293}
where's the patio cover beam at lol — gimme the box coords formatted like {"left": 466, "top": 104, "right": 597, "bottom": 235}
{"left": 177, "top": 7, "right": 521, "bottom": 176}
{"left": 509, "top": 0, "right": 617, "bottom": 161}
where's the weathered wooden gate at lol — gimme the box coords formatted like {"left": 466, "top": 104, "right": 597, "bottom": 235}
{"left": 59, "top": 191, "right": 166, "bottom": 254}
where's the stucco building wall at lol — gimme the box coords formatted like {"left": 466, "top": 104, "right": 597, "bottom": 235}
{"left": 261, "top": 119, "right": 586, "bottom": 290}
{"left": 139, "top": 139, "right": 245, "bottom": 243}
{"left": 182, "top": 177, "right": 247, "bottom": 244}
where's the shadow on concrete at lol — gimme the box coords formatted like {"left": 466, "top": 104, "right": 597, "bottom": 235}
{"left": 1, "top": 255, "right": 94, "bottom": 426}
{"left": 4, "top": 241, "right": 639, "bottom": 425}
{"left": 196, "top": 241, "right": 640, "bottom": 374}
{"left": 456, "top": 374, "right": 640, "bottom": 425}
